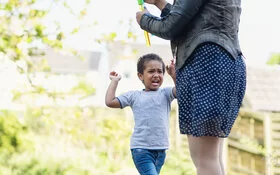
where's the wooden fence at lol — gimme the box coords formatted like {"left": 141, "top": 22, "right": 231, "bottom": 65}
{"left": 170, "top": 104, "right": 280, "bottom": 175}
{"left": 226, "top": 110, "right": 280, "bottom": 175}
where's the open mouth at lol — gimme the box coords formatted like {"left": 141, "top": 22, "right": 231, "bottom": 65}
{"left": 152, "top": 80, "right": 160, "bottom": 86}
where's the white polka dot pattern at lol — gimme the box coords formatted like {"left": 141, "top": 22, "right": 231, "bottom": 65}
{"left": 176, "top": 43, "right": 246, "bottom": 137}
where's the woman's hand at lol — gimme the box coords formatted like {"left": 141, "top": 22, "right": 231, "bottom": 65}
{"left": 136, "top": 8, "right": 149, "bottom": 25}
{"left": 145, "top": 0, "right": 168, "bottom": 10}
{"left": 144, "top": 0, "right": 157, "bottom": 5}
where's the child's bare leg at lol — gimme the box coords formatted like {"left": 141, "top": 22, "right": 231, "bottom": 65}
{"left": 187, "top": 135, "right": 223, "bottom": 175}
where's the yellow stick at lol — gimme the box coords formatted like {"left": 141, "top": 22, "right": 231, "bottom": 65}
{"left": 139, "top": 5, "right": 151, "bottom": 47}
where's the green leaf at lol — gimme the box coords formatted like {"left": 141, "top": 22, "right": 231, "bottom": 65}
{"left": 267, "top": 53, "right": 280, "bottom": 65}
{"left": 35, "top": 25, "right": 45, "bottom": 38}
{"left": 56, "top": 32, "right": 64, "bottom": 41}
{"left": 71, "top": 28, "right": 79, "bottom": 34}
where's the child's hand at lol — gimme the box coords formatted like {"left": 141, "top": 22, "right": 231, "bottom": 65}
{"left": 166, "top": 58, "right": 176, "bottom": 79}
{"left": 109, "top": 71, "right": 122, "bottom": 81}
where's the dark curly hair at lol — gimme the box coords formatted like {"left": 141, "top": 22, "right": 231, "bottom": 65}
{"left": 137, "top": 53, "right": 165, "bottom": 74}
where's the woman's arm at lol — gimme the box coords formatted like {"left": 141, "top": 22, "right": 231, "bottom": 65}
{"left": 136, "top": 0, "right": 207, "bottom": 40}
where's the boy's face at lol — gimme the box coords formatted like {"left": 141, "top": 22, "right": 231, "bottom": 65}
{"left": 138, "top": 60, "right": 164, "bottom": 91}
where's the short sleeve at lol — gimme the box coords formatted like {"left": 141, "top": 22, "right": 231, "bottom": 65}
{"left": 116, "top": 91, "right": 136, "bottom": 109}
{"left": 162, "top": 87, "right": 175, "bottom": 102}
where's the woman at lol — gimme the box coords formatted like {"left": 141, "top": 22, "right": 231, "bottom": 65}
{"left": 136, "top": 0, "right": 246, "bottom": 175}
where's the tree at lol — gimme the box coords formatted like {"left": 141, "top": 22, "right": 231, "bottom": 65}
{"left": 0, "top": 0, "right": 101, "bottom": 100}
{"left": 0, "top": 0, "right": 93, "bottom": 71}
{"left": 0, "top": 0, "right": 137, "bottom": 97}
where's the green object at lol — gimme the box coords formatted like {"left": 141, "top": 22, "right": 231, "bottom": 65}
{"left": 138, "top": 0, "right": 144, "bottom": 5}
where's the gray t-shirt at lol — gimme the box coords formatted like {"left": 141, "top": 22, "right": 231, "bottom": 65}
{"left": 117, "top": 87, "right": 175, "bottom": 150}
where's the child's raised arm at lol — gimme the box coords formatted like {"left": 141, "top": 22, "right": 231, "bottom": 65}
{"left": 105, "top": 71, "right": 122, "bottom": 108}
{"left": 166, "top": 58, "right": 177, "bottom": 98}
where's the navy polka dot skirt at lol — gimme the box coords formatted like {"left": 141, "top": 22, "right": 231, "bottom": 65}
{"left": 176, "top": 42, "right": 246, "bottom": 138}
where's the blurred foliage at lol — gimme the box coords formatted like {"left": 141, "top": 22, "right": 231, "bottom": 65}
{"left": 267, "top": 53, "right": 280, "bottom": 65}
{"left": 0, "top": 106, "right": 196, "bottom": 175}
{"left": 0, "top": 110, "right": 31, "bottom": 154}
{"left": 0, "top": 110, "right": 70, "bottom": 175}
{"left": 0, "top": 0, "right": 136, "bottom": 74}
{"left": 0, "top": 0, "right": 96, "bottom": 97}
{"left": 163, "top": 150, "right": 196, "bottom": 175}
{"left": 9, "top": 74, "right": 96, "bottom": 106}
{"left": 1, "top": 0, "right": 65, "bottom": 68}
{"left": 0, "top": 0, "right": 135, "bottom": 101}
{"left": 1, "top": 104, "right": 275, "bottom": 175}
{"left": 70, "top": 79, "right": 96, "bottom": 96}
